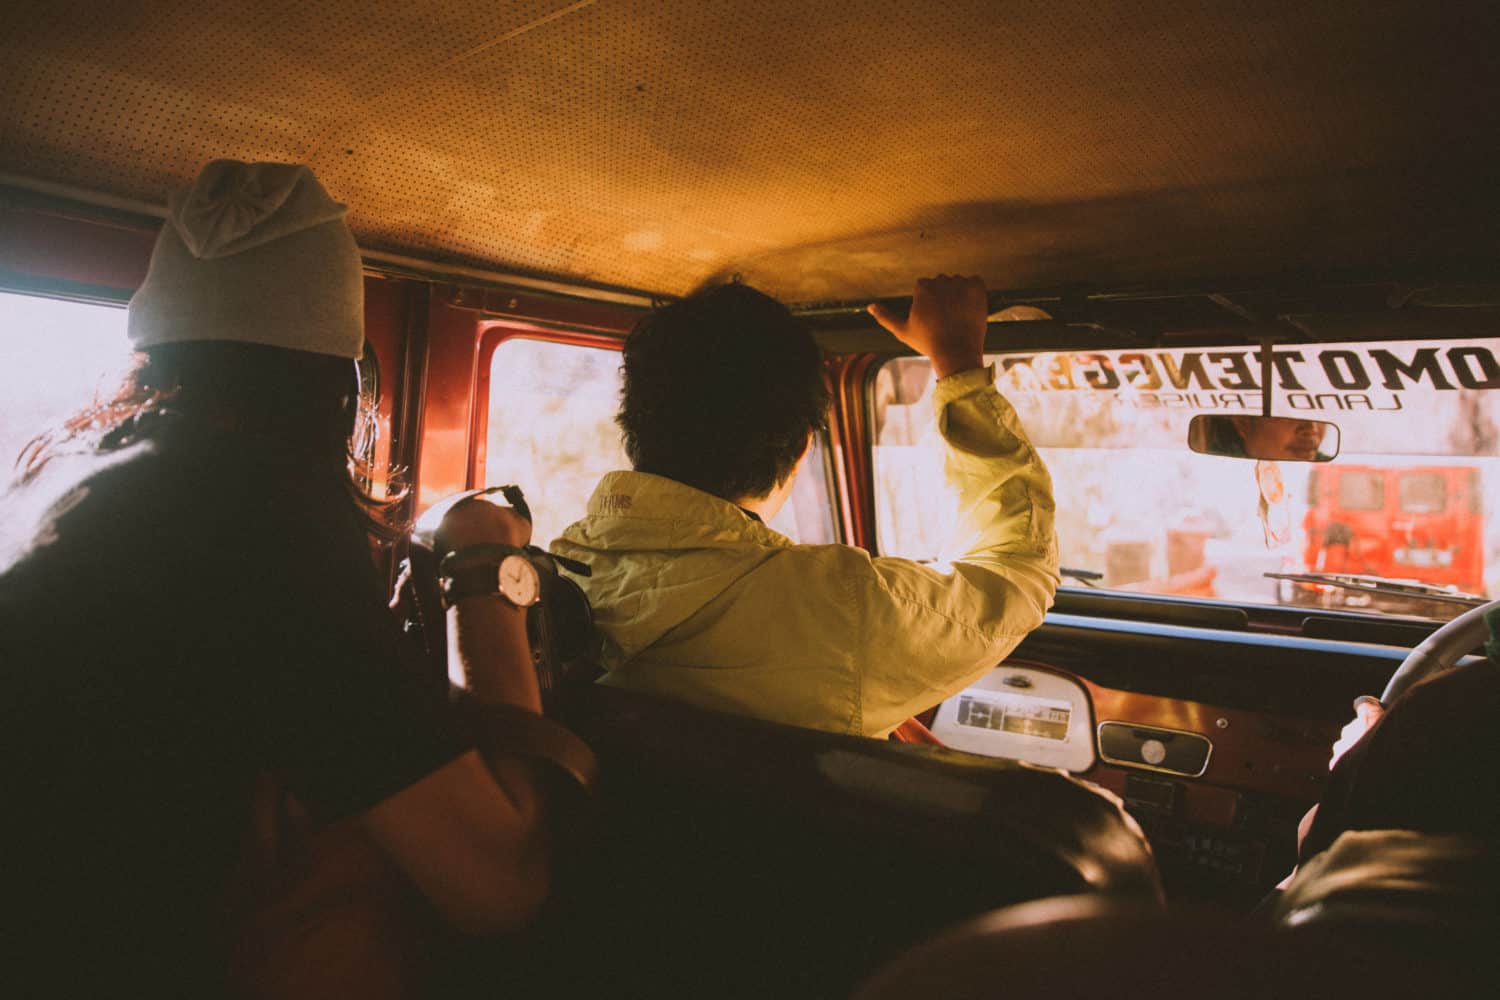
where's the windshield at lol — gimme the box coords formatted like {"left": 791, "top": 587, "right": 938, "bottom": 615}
{"left": 873, "top": 338, "right": 1500, "bottom": 622}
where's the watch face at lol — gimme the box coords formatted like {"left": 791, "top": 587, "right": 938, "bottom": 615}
{"left": 496, "top": 554, "right": 541, "bottom": 607}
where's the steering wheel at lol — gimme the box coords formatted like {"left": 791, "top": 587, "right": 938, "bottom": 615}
{"left": 1380, "top": 598, "right": 1500, "bottom": 705}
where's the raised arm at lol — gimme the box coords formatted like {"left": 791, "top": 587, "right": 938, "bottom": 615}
{"left": 358, "top": 499, "right": 564, "bottom": 934}
{"left": 856, "top": 276, "right": 1059, "bottom": 733}
{"left": 868, "top": 274, "right": 989, "bottom": 381}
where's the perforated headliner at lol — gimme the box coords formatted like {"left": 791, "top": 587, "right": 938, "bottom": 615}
{"left": 1, "top": 1, "right": 1495, "bottom": 304}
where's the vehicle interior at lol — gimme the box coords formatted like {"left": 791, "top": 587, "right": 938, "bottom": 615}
{"left": 3, "top": 1, "right": 1498, "bottom": 996}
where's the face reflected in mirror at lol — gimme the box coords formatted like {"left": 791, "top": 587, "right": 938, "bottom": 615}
{"left": 1188, "top": 414, "right": 1341, "bottom": 462}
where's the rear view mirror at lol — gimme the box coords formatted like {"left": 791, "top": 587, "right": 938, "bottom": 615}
{"left": 1188, "top": 414, "right": 1340, "bottom": 462}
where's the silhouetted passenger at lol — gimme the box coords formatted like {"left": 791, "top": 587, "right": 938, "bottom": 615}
{"left": 0, "top": 161, "right": 589, "bottom": 994}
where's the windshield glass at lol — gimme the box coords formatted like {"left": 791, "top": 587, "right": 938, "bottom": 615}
{"left": 873, "top": 338, "right": 1500, "bottom": 621}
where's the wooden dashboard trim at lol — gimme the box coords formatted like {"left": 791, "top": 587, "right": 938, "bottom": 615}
{"left": 1096, "top": 720, "right": 1213, "bottom": 778}
{"left": 1002, "top": 659, "right": 1338, "bottom": 802}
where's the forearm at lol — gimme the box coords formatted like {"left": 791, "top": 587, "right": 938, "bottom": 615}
{"left": 445, "top": 598, "right": 551, "bottom": 819}
{"left": 435, "top": 601, "right": 554, "bottom": 931}
{"left": 861, "top": 372, "right": 1061, "bottom": 728}
{"left": 936, "top": 365, "right": 1059, "bottom": 572}
{"left": 868, "top": 276, "right": 1053, "bottom": 569}
{"left": 363, "top": 598, "right": 597, "bottom": 935}
{"left": 447, "top": 597, "right": 542, "bottom": 710}
{"left": 860, "top": 276, "right": 1059, "bottom": 730}
{"left": 360, "top": 750, "right": 551, "bottom": 935}
{"left": 359, "top": 497, "right": 597, "bottom": 935}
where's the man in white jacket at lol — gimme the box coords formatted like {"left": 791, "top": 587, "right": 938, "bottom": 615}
{"left": 553, "top": 275, "right": 1059, "bottom": 737}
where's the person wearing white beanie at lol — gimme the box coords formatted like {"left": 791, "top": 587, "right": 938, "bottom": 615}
{"left": 1, "top": 160, "right": 590, "bottom": 994}
{"left": 127, "top": 159, "right": 365, "bottom": 360}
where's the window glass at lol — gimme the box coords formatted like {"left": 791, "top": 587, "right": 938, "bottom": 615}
{"left": 1399, "top": 472, "right": 1446, "bottom": 514}
{"left": 873, "top": 339, "right": 1500, "bottom": 621}
{"left": 0, "top": 291, "right": 132, "bottom": 474}
{"left": 770, "top": 434, "right": 836, "bottom": 545}
{"left": 349, "top": 343, "right": 393, "bottom": 497}
{"left": 484, "top": 337, "right": 836, "bottom": 549}
{"left": 484, "top": 339, "right": 627, "bottom": 549}
{"left": 1338, "top": 472, "right": 1385, "bottom": 512}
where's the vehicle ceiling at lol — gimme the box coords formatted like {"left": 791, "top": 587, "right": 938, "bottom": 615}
{"left": 0, "top": 0, "right": 1496, "bottom": 307}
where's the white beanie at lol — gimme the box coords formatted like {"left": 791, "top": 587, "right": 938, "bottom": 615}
{"left": 127, "top": 160, "right": 364, "bottom": 359}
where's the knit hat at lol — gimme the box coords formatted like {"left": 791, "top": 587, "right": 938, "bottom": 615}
{"left": 127, "top": 160, "right": 364, "bottom": 359}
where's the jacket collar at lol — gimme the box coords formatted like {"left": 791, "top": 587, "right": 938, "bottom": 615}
{"left": 581, "top": 470, "right": 791, "bottom": 550}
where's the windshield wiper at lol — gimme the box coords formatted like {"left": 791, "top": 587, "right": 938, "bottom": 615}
{"left": 1264, "top": 572, "right": 1487, "bottom": 608}
{"left": 1060, "top": 567, "right": 1104, "bottom": 588}
{"left": 926, "top": 562, "right": 1106, "bottom": 589}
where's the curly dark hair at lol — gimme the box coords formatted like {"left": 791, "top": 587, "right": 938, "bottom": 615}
{"left": 618, "top": 283, "right": 829, "bottom": 501}
{"left": 17, "top": 340, "right": 409, "bottom": 542}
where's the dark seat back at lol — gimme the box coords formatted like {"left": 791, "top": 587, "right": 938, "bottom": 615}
{"left": 1274, "top": 828, "right": 1500, "bottom": 991}
{"left": 852, "top": 831, "right": 1500, "bottom": 1000}
{"left": 489, "top": 684, "right": 1161, "bottom": 998}
{"left": 856, "top": 896, "right": 1262, "bottom": 1000}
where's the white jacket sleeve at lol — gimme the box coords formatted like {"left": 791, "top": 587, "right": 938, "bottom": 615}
{"left": 853, "top": 364, "right": 1059, "bottom": 735}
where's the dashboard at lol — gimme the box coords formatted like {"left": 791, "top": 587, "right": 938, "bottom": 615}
{"left": 934, "top": 659, "right": 1330, "bottom": 791}
{"left": 929, "top": 613, "right": 1413, "bottom": 900}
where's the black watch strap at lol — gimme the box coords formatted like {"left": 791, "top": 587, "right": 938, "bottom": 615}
{"left": 439, "top": 543, "right": 529, "bottom": 577}
{"left": 442, "top": 566, "right": 502, "bottom": 607}
{"left": 439, "top": 544, "right": 532, "bottom": 608}
{"left": 494, "top": 484, "right": 533, "bottom": 524}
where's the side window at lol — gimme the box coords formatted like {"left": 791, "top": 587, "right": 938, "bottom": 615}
{"left": 0, "top": 291, "right": 132, "bottom": 472}
{"left": 775, "top": 434, "right": 837, "bottom": 546}
{"left": 483, "top": 338, "right": 627, "bottom": 549}
{"left": 1398, "top": 472, "right": 1447, "bottom": 514}
{"left": 481, "top": 336, "right": 837, "bottom": 548}
{"left": 1338, "top": 472, "right": 1386, "bottom": 512}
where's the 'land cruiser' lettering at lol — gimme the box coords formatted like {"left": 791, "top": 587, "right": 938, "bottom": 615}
{"left": 998, "top": 342, "right": 1500, "bottom": 403}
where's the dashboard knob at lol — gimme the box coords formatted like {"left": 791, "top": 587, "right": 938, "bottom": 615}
{"left": 1141, "top": 739, "right": 1168, "bottom": 766}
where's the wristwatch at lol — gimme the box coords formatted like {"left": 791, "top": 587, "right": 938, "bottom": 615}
{"left": 440, "top": 544, "right": 542, "bottom": 608}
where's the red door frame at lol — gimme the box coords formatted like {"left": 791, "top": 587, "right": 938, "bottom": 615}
{"left": 828, "top": 352, "right": 883, "bottom": 552}
{"left": 447, "top": 313, "right": 869, "bottom": 550}
{"left": 2, "top": 199, "right": 876, "bottom": 551}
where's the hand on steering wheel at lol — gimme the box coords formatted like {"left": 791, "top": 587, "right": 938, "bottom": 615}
{"left": 1328, "top": 696, "right": 1384, "bottom": 770}
{"left": 1285, "top": 600, "right": 1500, "bottom": 889}
{"left": 1329, "top": 599, "right": 1498, "bottom": 768}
